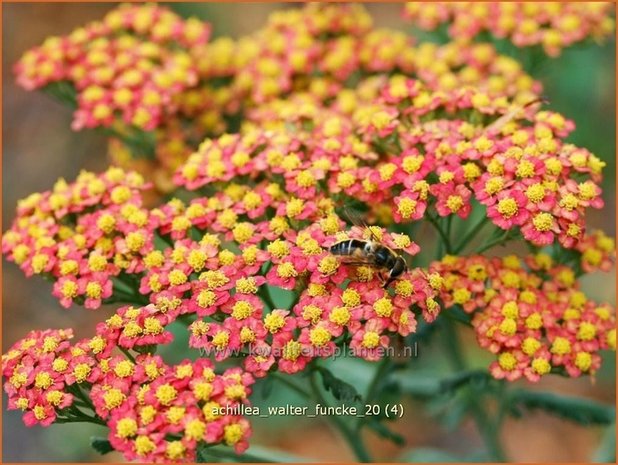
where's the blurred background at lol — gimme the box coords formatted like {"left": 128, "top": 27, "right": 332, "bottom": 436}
{"left": 2, "top": 3, "right": 615, "bottom": 462}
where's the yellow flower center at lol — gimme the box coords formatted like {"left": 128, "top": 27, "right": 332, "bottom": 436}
{"left": 104, "top": 388, "right": 126, "bottom": 410}
{"left": 185, "top": 419, "right": 206, "bottom": 441}
{"left": 61, "top": 280, "right": 79, "bottom": 299}
{"left": 224, "top": 423, "right": 244, "bottom": 445}
{"left": 531, "top": 358, "right": 551, "bottom": 375}
{"left": 484, "top": 177, "right": 504, "bottom": 195}
{"left": 276, "top": 262, "right": 298, "bottom": 279}
{"left": 310, "top": 327, "right": 332, "bottom": 347}
{"left": 35, "top": 372, "right": 53, "bottom": 389}
{"left": 397, "top": 198, "right": 417, "bottom": 219}
{"left": 533, "top": 212, "right": 554, "bottom": 232}
{"left": 283, "top": 340, "right": 302, "bottom": 361}
{"left": 373, "top": 297, "right": 393, "bottom": 317}
{"left": 516, "top": 160, "right": 535, "bottom": 178}
{"left": 499, "top": 318, "right": 517, "bottom": 336}
{"left": 574, "top": 352, "right": 592, "bottom": 372}
{"left": 318, "top": 256, "right": 339, "bottom": 275}
{"left": 114, "top": 360, "right": 134, "bottom": 378}
{"left": 212, "top": 331, "right": 230, "bottom": 349}
{"left": 155, "top": 384, "right": 177, "bottom": 406}
{"left": 264, "top": 313, "right": 286, "bottom": 333}
{"left": 296, "top": 170, "right": 316, "bottom": 187}
{"left": 453, "top": 288, "right": 471, "bottom": 304}
{"left": 497, "top": 198, "right": 518, "bottom": 218}
{"left": 232, "top": 223, "right": 253, "bottom": 244}
{"left": 498, "top": 352, "right": 517, "bottom": 371}
{"left": 577, "top": 322, "right": 597, "bottom": 341}
{"left": 525, "top": 183, "right": 545, "bottom": 203}
{"left": 521, "top": 337, "right": 541, "bottom": 356}
{"left": 231, "top": 301, "right": 254, "bottom": 320}
{"left": 550, "top": 337, "right": 571, "bottom": 355}
{"left": 286, "top": 198, "right": 305, "bottom": 218}
{"left": 395, "top": 279, "right": 414, "bottom": 297}
{"left": 526, "top": 313, "right": 543, "bottom": 329}
{"left": 329, "top": 306, "right": 351, "bottom": 326}
{"left": 446, "top": 195, "right": 464, "bottom": 213}
{"left": 73, "top": 363, "right": 91, "bottom": 382}
{"left": 362, "top": 331, "right": 380, "bottom": 349}
{"left": 168, "top": 269, "right": 187, "bottom": 286}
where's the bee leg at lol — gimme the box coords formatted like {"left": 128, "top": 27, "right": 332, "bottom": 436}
{"left": 383, "top": 274, "right": 395, "bottom": 289}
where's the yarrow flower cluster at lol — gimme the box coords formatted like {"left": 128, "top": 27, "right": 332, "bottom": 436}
{"left": 403, "top": 2, "right": 615, "bottom": 57}
{"left": 2, "top": 167, "right": 152, "bottom": 308}
{"left": 432, "top": 253, "right": 615, "bottom": 381}
{"left": 177, "top": 75, "right": 605, "bottom": 249}
{"left": 3, "top": 3, "right": 616, "bottom": 462}
{"left": 14, "top": 3, "right": 548, "bottom": 193}
{"left": 14, "top": 3, "right": 210, "bottom": 131}
{"left": 2, "top": 328, "right": 254, "bottom": 462}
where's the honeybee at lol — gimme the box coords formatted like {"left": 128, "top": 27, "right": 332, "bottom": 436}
{"left": 328, "top": 208, "right": 408, "bottom": 288}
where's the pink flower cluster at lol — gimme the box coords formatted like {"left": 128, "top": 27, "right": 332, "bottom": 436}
{"left": 2, "top": 168, "right": 153, "bottom": 309}
{"left": 99, "top": 204, "right": 439, "bottom": 373}
{"left": 432, "top": 254, "right": 616, "bottom": 381}
{"left": 16, "top": 3, "right": 552, "bottom": 195}
{"left": 14, "top": 4, "right": 210, "bottom": 130}
{"left": 176, "top": 74, "right": 605, "bottom": 249}
{"left": 403, "top": 2, "right": 615, "bottom": 57}
{"left": 1, "top": 328, "right": 254, "bottom": 462}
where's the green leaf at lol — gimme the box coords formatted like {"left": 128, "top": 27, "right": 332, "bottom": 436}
{"left": 392, "top": 372, "right": 442, "bottom": 398}
{"left": 111, "top": 276, "right": 136, "bottom": 295}
{"left": 366, "top": 419, "right": 405, "bottom": 446}
{"left": 43, "top": 81, "right": 78, "bottom": 107}
{"left": 318, "top": 367, "right": 361, "bottom": 402}
{"left": 90, "top": 437, "right": 113, "bottom": 455}
{"left": 440, "top": 396, "right": 469, "bottom": 431}
{"left": 154, "top": 233, "right": 172, "bottom": 251}
{"left": 508, "top": 389, "right": 616, "bottom": 426}
{"left": 440, "top": 369, "right": 493, "bottom": 395}
{"left": 445, "top": 306, "right": 473, "bottom": 326}
{"left": 393, "top": 369, "right": 492, "bottom": 399}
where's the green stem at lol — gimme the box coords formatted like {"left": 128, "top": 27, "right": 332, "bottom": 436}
{"left": 446, "top": 215, "right": 453, "bottom": 244}
{"left": 453, "top": 216, "right": 490, "bottom": 254}
{"left": 56, "top": 415, "right": 106, "bottom": 426}
{"left": 310, "top": 372, "right": 372, "bottom": 462}
{"left": 426, "top": 214, "right": 453, "bottom": 254}
{"left": 475, "top": 230, "right": 512, "bottom": 254}
{"left": 441, "top": 319, "right": 507, "bottom": 461}
{"left": 119, "top": 346, "right": 136, "bottom": 363}
{"left": 177, "top": 314, "right": 196, "bottom": 327}
{"left": 363, "top": 357, "right": 391, "bottom": 407}
{"left": 270, "top": 372, "right": 311, "bottom": 398}
{"left": 258, "top": 285, "right": 277, "bottom": 311}
{"left": 57, "top": 404, "right": 106, "bottom": 426}
{"left": 66, "top": 384, "right": 95, "bottom": 411}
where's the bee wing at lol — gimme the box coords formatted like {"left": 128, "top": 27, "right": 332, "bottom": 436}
{"left": 341, "top": 204, "right": 368, "bottom": 228}
{"left": 336, "top": 257, "right": 378, "bottom": 267}
{"left": 341, "top": 204, "right": 382, "bottom": 243}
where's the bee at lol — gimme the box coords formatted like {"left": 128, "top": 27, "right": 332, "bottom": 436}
{"left": 328, "top": 208, "right": 408, "bottom": 288}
